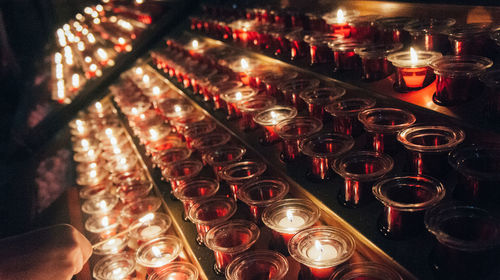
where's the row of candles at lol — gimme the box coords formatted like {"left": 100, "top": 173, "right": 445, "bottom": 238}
{"left": 52, "top": 2, "right": 149, "bottom": 104}
{"left": 148, "top": 38, "right": 500, "bottom": 279}
{"left": 189, "top": 7, "right": 500, "bottom": 112}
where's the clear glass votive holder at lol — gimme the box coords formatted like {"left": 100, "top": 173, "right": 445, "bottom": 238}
{"left": 480, "top": 69, "right": 500, "bottom": 118}
{"left": 153, "top": 147, "right": 192, "bottom": 169}
{"left": 277, "top": 78, "right": 321, "bottom": 110}
{"left": 129, "top": 212, "right": 172, "bottom": 248}
{"left": 299, "top": 133, "right": 355, "bottom": 181}
{"left": 93, "top": 253, "right": 137, "bottom": 280}
{"left": 333, "top": 151, "right": 394, "bottom": 207}
{"left": 375, "top": 17, "right": 414, "bottom": 45}
{"left": 205, "top": 220, "right": 260, "bottom": 274}
{"left": 253, "top": 105, "right": 298, "bottom": 145}
{"left": 120, "top": 197, "right": 162, "bottom": 227}
{"left": 220, "top": 87, "right": 258, "bottom": 119}
{"left": 191, "top": 132, "right": 232, "bottom": 159}
{"left": 225, "top": 250, "right": 289, "bottom": 280}
{"left": 147, "top": 262, "right": 199, "bottom": 280}
{"left": 404, "top": 18, "right": 456, "bottom": 53}
{"left": 237, "top": 96, "right": 276, "bottom": 131}
{"left": 136, "top": 236, "right": 184, "bottom": 276}
{"left": 373, "top": 175, "right": 445, "bottom": 239}
{"left": 329, "top": 262, "right": 403, "bottom": 280}
{"left": 81, "top": 194, "right": 119, "bottom": 216}
{"left": 116, "top": 180, "right": 153, "bottom": 205}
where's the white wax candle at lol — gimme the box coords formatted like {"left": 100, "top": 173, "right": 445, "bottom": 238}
{"left": 307, "top": 241, "right": 338, "bottom": 261}
{"left": 278, "top": 211, "right": 306, "bottom": 229}
{"left": 141, "top": 225, "right": 162, "bottom": 239}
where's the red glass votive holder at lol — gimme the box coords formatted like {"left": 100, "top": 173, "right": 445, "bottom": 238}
{"left": 262, "top": 198, "right": 320, "bottom": 254}
{"left": 276, "top": 117, "right": 323, "bottom": 162}
{"left": 148, "top": 262, "right": 199, "bottom": 280}
{"left": 136, "top": 236, "right": 184, "bottom": 276}
{"left": 254, "top": 68, "right": 298, "bottom": 100}
{"left": 373, "top": 175, "right": 445, "bottom": 239}
{"left": 348, "top": 15, "right": 381, "bottom": 41}
{"left": 285, "top": 29, "right": 310, "bottom": 61}
{"left": 237, "top": 96, "right": 276, "bottom": 131}
{"left": 199, "top": 73, "right": 229, "bottom": 103}
{"left": 448, "top": 146, "right": 500, "bottom": 204}
{"left": 387, "top": 49, "right": 442, "bottom": 92}
{"left": 204, "top": 145, "right": 247, "bottom": 178}
{"left": 358, "top": 108, "right": 416, "bottom": 154}
{"left": 116, "top": 180, "right": 153, "bottom": 204}
{"left": 225, "top": 250, "right": 289, "bottom": 280}
{"left": 81, "top": 194, "right": 119, "bottom": 216}
{"left": 333, "top": 151, "right": 394, "bottom": 207}
{"left": 93, "top": 253, "right": 137, "bottom": 280}
{"left": 229, "top": 20, "right": 258, "bottom": 47}
{"left": 397, "top": 126, "right": 465, "bottom": 178}
{"left": 404, "top": 18, "right": 456, "bottom": 53}
{"left": 173, "top": 177, "right": 219, "bottom": 220}
{"left": 323, "top": 9, "right": 359, "bottom": 37}
{"left": 220, "top": 87, "right": 258, "bottom": 120}
{"left": 253, "top": 106, "right": 298, "bottom": 145}
{"left": 158, "top": 99, "right": 194, "bottom": 121}
{"left": 237, "top": 178, "right": 290, "bottom": 224}
{"left": 229, "top": 57, "right": 260, "bottom": 86}
{"left": 289, "top": 226, "right": 356, "bottom": 280}
{"left": 304, "top": 33, "right": 343, "bottom": 65}
{"left": 425, "top": 202, "right": 500, "bottom": 280}
{"left": 162, "top": 160, "right": 203, "bottom": 191}
{"left": 170, "top": 111, "right": 206, "bottom": 134}
{"left": 153, "top": 147, "right": 192, "bottom": 169}
{"left": 375, "top": 17, "right": 413, "bottom": 45}
{"left": 300, "top": 87, "right": 346, "bottom": 120}
{"left": 85, "top": 211, "right": 121, "bottom": 239}
{"left": 328, "top": 39, "right": 366, "bottom": 72}
{"left": 146, "top": 135, "right": 184, "bottom": 156}
{"left": 354, "top": 43, "right": 403, "bottom": 81}
{"left": 447, "top": 23, "right": 495, "bottom": 57}
{"left": 205, "top": 220, "right": 260, "bottom": 274}
{"left": 129, "top": 212, "right": 172, "bottom": 248}
{"left": 480, "top": 69, "right": 500, "bottom": 118}
{"left": 188, "top": 196, "right": 237, "bottom": 245}
{"left": 183, "top": 120, "right": 217, "bottom": 148}
{"left": 325, "top": 98, "right": 376, "bottom": 137}
{"left": 330, "top": 262, "right": 403, "bottom": 280}
{"left": 429, "top": 55, "right": 492, "bottom": 106}
{"left": 277, "top": 78, "right": 320, "bottom": 109}
{"left": 191, "top": 132, "right": 232, "bottom": 159}
{"left": 299, "top": 133, "right": 354, "bottom": 181}
{"left": 120, "top": 197, "right": 162, "bottom": 226}
{"left": 211, "top": 80, "right": 244, "bottom": 110}
{"left": 220, "top": 161, "right": 267, "bottom": 201}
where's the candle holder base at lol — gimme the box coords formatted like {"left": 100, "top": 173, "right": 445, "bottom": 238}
{"left": 213, "top": 263, "right": 225, "bottom": 276}
{"left": 432, "top": 92, "right": 462, "bottom": 107}
{"left": 305, "top": 171, "right": 331, "bottom": 183}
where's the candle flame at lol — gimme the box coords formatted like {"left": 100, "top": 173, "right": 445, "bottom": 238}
{"left": 56, "top": 79, "right": 65, "bottom": 99}
{"left": 235, "top": 91, "right": 243, "bottom": 101}
{"left": 139, "top": 213, "right": 155, "bottom": 223}
{"left": 95, "top": 101, "right": 102, "bottom": 110}
{"left": 72, "top": 74, "right": 80, "bottom": 88}
{"left": 95, "top": 4, "right": 103, "bottom": 12}
{"left": 152, "top": 86, "right": 160, "bottom": 96}
{"left": 101, "top": 216, "right": 109, "bottom": 227}
{"left": 113, "top": 147, "right": 121, "bottom": 154}
{"left": 110, "top": 137, "right": 118, "bottom": 146}
{"left": 174, "top": 105, "right": 182, "bottom": 113}
{"left": 77, "top": 125, "right": 85, "bottom": 134}
{"left": 151, "top": 246, "right": 162, "bottom": 257}
{"left": 77, "top": 41, "right": 85, "bottom": 51}
{"left": 97, "top": 48, "right": 108, "bottom": 60}
{"left": 84, "top": 56, "right": 92, "bottom": 63}
{"left": 87, "top": 33, "right": 95, "bottom": 44}
{"left": 93, "top": 18, "right": 100, "bottom": 25}
{"left": 105, "top": 128, "right": 113, "bottom": 136}
{"left": 240, "top": 58, "right": 249, "bottom": 70}
{"left": 410, "top": 47, "right": 418, "bottom": 64}
{"left": 286, "top": 210, "right": 294, "bottom": 222}
{"left": 135, "top": 67, "right": 143, "bottom": 75}
{"left": 89, "top": 64, "right": 98, "bottom": 72}
{"left": 149, "top": 128, "right": 159, "bottom": 141}
{"left": 192, "top": 40, "right": 199, "bottom": 49}
{"left": 54, "top": 52, "right": 62, "bottom": 64}
{"left": 131, "top": 107, "right": 139, "bottom": 115}
{"left": 81, "top": 139, "right": 89, "bottom": 148}
{"left": 98, "top": 200, "right": 107, "bottom": 210}
{"left": 112, "top": 267, "right": 122, "bottom": 276}
{"left": 118, "top": 37, "right": 126, "bottom": 45}
{"left": 75, "top": 119, "right": 83, "bottom": 126}
{"left": 337, "top": 9, "right": 345, "bottom": 23}
{"left": 88, "top": 149, "right": 95, "bottom": 158}
{"left": 136, "top": 0, "right": 144, "bottom": 4}
{"left": 119, "top": 157, "right": 127, "bottom": 165}
{"left": 90, "top": 163, "right": 97, "bottom": 169}
{"left": 89, "top": 169, "right": 97, "bottom": 178}
{"left": 142, "top": 74, "right": 150, "bottom": 84}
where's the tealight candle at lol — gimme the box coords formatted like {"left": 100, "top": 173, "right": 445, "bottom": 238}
{"left": 93, "top": 253, "right": 137, "bottom": 280}
{"left": 387, "top": 47, "right": 442, "bottom": 92}
{"left": 120, "top": 197, "right": 162, "bottom": 227}
{"left": 81, "top": 194, "right": 119, "bottom": 215}
{"left": 191, "top": 132, "right": 232, "bottom": 159}
{"left": 375, "top": 17, "right": 414, "bottom": 45}
{"left": 183, "top": 120, "right": 217, "bottom": 148}
{"left": 148, "top": 262, "right": 199, "bottom": 280}
{"left": 220, "top": 87, "right": 258, "bottom": 119}
{"left": 152, "top": 147, "right": 192, "bottom": 169}
{"left": 85, "top": 212, "right": 120, "bottom": 238}
{"left": 129, "top": 212, "right": 172, "bottom": 248}
{"left": 237, "top": 96, "right": 276, "bottom": 131}
{"left": 323, "top": 9, "right": 357, "bottom": 37}
{"left": 253, "top": 106, "right": 298, "bottom": 145}
{"left": 136, "top": 235, "right": 184, "bottom": 275}
{"left": 92, "top": 234, "right": 129, "bottom": 255}
{"left": 116, "top": 180, "right": 153, "bottom": 204}
{"left": 300, "top": 87, "right": 346, "bottom": 120}
{"left": 288, "top": 226, "right": 356, "bottom": 280}
{"left": 230, "top": 57, "right": 259, "bottom": 85}
{"left": 262, "top": 198, "right": 320, "bottom": 254}
{"left": 303, "top": 33, "right": 343, "bottom": 66}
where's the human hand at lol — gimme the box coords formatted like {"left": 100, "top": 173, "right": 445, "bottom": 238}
{"left": 0, "top": 224, "right": 92, "bottom": 280}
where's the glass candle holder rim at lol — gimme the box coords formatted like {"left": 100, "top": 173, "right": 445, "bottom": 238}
{"left": 184, "top": 120, "right": 217, "bottom": 137}
{"left": 490, "top": 26, "right": 500, "bottom": 44}
{"left": 348, "top": 14, "right": 383, "bottom": 26}
{"left": 329, "top": 262, "right": 403, "bottom": 280}
{"left": 163, "top": 160, "right": 204, "bottom": 180}
{"left": 299, "top": 87, "right": 347, "bottom": 105}
{"left": 303, "top": 33, "right": 344, "bottom": 44}
{"left": 261, "top": 198, "right": 321, "bottom": 234}
{"left": 93, "top": 252, "right": 136, "bottom": 280}
{"left": 397, "top": 125, "right": 465, "bottom": 153}
{"left": 171, "top": 112, "right": 206, "bottom": 127}
{"left": 172, "top": 177, "right": 220, "bottom": 201}
{"left": 425, "top": 202, "right": 500, "bottom": 251}
{"left": 277, "top": 78, "right": 321, "bottom": 93}
{"left": 276, "top": 117, "right": 323, "bottom": 140}
{"left": 85, "top": 211, "right": 120, "bottom": 233}
{"left": 358, "top": 107, "right": 416, "bottom": 133}
{"left": 429, "top": 55, "right": 493, "bottom": 77}
{"left": 79, "top": 184, "right": 109, "bottom": 199}
{"left": 325, "top": 97, "right": 376, "bottom": 117}
{"left": 135, "top": 235, "right": 183, "bottom": 268}
{"left": 322, "top": 9, "right": 360, "bottom": 24}
{"left": 448, "top": 146, "right": 500, "bottom": 180}
{"left": 92, "top": 234, "right": 129, "bottom": 256}
{"left": 81, "top": 194, "right": 119, "bottom": 215}
{"left": 117, "top": 180, "right": 153, "bottom": 200}
{"left": 446, "top": 22, "right": 492, "bottom": 38}
{"left": 236, "top": 95, "right": 277, "bottom": 113}
{"left": 288, "top": 226, "right": 356, "bottom": 268}
{"left": 252, "top": 67, "right": 299, "bottom": 83}
{"left": 129, "top": 212, "right": 172, "bottom": 240}
{"left": 205, "top": 219, "right": 260, "bottom": 253}
{"left": 403, "top": 18, "right": 456, "bottom": 34}
{"left": 191, "top": 132, "right": 232, "bottom": 151}
{"left": 225, "top": 250, "right": 289, "bottom": 280}
{"left": 165, "top": 103, "right": 195, "bottom": 118}
{"left": 237, "top": 177, "right": 290, "bottom": 206}
{"left": 204, "top": 73, "right": 230, "bottom": 85}
{"left": 229, "top": 57, "right": 260, "bottom": 73}
{"left": 253, "top": 106, "right": 298, "bottom": 126}
{"left": 299, "top": 133, "right": 355, "bottom": 159}
{"left": 155, "top": 147, "right": 192, "bottom": 163}
{"left": 220, "top": 87, "right": 258, "bottom": 103}
{"left": 375, "top": 16, "right": 414, "bottom": 28}
{"left": 373, "top": 175, "right": 445, "bottom": 212}
{"left": 220, "top": 160, "right": 267, "bottom": 182}
{"left": 479, "top": 69, "right": 500, "bottom": 87}
{"left": 332, "top": 151, "right": 394, "bottom": 182}
{"left": 188, "top": 196, "right": 237, "bottom": 225}
{"left": 120, "top": 197, "right": 162, "bottom": 219}
{"left": 203, "top": 146, "right": 247, "bottom": 166}
{"left": 147, "top": 262, "right": 199, "bottom": 280}
{"left": 212, "top": 81, "right": 244, "bottom": 93}
{"left": 387, "top": 50, "right": 442, "bottom": 68}
{"left": 328, "top": 39, "right": 369, "bottom": 52}
{"left": 184, "top": 39, "right": 208, "bottom": 50}
{"left": 354, "top": 43, "right": 404, "bottom": 59}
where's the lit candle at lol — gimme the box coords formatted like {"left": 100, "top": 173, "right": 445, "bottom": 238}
{"left": 140, "top": 225, "right": 162, "bottom": 240}
{"left": 71, "top": 73, "right": 80, "bottom": 91}
{"left": 278, "top": 210, "right": 306, "bottom": 243}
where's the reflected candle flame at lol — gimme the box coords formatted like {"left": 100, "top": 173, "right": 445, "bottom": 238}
{"left": 410, "top": 47, "right": 418, "bottom": 65}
